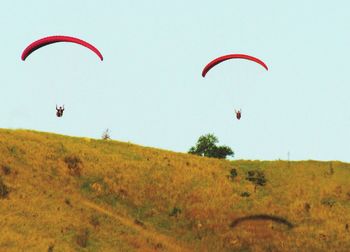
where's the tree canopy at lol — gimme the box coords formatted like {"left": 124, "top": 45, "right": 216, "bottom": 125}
{"left": 188, "top": 133, "right": 234, "bottom": 159}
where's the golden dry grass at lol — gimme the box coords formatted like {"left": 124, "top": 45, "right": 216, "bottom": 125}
{"left": 0, "top": 128, "right": 349, "bottom": 251}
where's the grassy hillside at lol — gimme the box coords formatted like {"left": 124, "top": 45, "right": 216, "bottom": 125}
{"left": 0, "top": 129, "right": 349, "bottom": 252}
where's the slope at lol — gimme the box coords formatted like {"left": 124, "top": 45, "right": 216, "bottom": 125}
{"left": 0, "top": 129, "right": 350, "bottom": 251}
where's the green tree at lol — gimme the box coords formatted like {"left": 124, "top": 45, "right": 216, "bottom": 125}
{"left": 188, "top": 133, "right": 234, "bottom": 159}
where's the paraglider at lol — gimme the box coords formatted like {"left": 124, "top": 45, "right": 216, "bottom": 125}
{"left": 202, "top": 54, "right": 268, "bottom": 77}
{"left": 56, "top": 105, "right": 64, "bottom": 117}
{"left": 202, "top": 53, "right": 268, "bottom": 120}
{"left": 21, "top": 35, "right": 103, "bottom": 119}
{"left": 235, "top": 109, "right": 242, "bottom": 120}
{"left": 21, "top": 35, "right": 103, "bottom": 61}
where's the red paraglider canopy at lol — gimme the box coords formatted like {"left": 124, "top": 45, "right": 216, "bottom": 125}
{"left": 202, "top": 54, "right": 268, "bottom": 77}
{"left": 21, "top": 35, "right": 103, "bottom": 61}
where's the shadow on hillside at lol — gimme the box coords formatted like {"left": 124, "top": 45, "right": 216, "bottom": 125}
{"left": 230, "top": 214, "right": 294, "bottom": 229}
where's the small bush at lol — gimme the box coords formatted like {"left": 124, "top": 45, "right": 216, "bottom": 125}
{"left": 304, "top": 203, "right": 311, "bottom": 212}
{"left": 155, "top": 243, "right": 163, "bottom": 250}
{"left": 246, "top": 170, "right": 267, "bottom": 186}
{"left": 134, "top": 219, "right": 145, "bottom": 228}
{"left": 347, "top": 191, "right": 350, "bottom": 199}
{"left": 240, "top": 192, "right": 251, "bottom": 197}
{"left": 0, "top": 178, "right": 9, "bottom": 198}
{"left": 76, "top": 228, "right": 89, "bottom": 248}
{"left": 89, "top": 214, "right": 100, "bottom": 228}
{"left": 47, "top": 244, "right": 54, "bottom": 252}
{"left": 64, "top": 198, "right": 72, "bottom": 207}
{"left": 1, "top": 165, "right": 11, "bottom": 175}
{"left": 229, "top": 168, "right": 238, "bottom": 180}
{"left": 101, "top": 128, "right": 111, "bottom": 140}
{"left": 64, "top": 155, "right": 82, "bottom": 176}
{"left": 169, "top": 207, "right": 182, "bottom": 217}
{"left": 321, "top": 198, "right": 336, "bottom": 207}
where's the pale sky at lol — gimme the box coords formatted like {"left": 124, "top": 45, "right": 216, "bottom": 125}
{"left": 1, "top": 1, "right": 349, "bottom": 161}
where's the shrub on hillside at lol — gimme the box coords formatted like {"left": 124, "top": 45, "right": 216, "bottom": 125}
{"left": 101, "top": 128, "right": 111, "bottom": 140}
{"left": 64, "top": 155, "right": 83, "bottom": 176}
{"left": 47, "top": 244, "right": 54, "bottom": 252}
{"left": 0, "top": 177, "right": 9, "bottom": 198}
{"left": 304, "top": 202, "right": 311, "bottom": 213}
{"left": 1, "top": 165, "right": 11, "bottom": 175}
{"left": 245, "top": 170, "right": 267, "bottom": 186}
{"left": 134, "top": 219, "right": 145, "bottom": 227}
{"left": 169, "top": 207, "right": 182, "bottom": 217}
{"left": 240, "top": 191, "right": 251, "bottom": 197}
{"left": 229, "top": 168, "right": 238, "bottom": 180}
{"left": 76, "top": 228, "right": 89, "bottom": 248}
{"left": 64, "top": 198, "right": 72, "bottom": 207}
{"left": 89, "top": 214, "right": 100, "bottom": 228}
{"left": 321, "top": 198, "right": 336, "bottom": 207}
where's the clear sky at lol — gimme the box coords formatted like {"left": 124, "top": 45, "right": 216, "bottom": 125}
{"left": 1, "top": 1, "right": 349, "bottom": 162}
